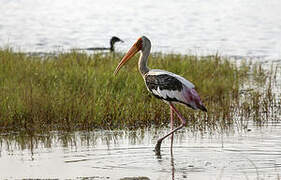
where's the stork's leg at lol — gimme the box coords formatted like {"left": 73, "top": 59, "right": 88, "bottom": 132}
{"left": 155, "top": 102, "right": 187, "bottom": 153}
{"left": 170, "top": 105, "right": 174, "bottom": 150}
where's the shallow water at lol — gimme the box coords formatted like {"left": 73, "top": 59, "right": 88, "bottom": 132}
{"left": 1, "top": 0, "right": 281, "bottom": 60}
{"left": 1, "top": 124, "right": 281, "bottom": 180}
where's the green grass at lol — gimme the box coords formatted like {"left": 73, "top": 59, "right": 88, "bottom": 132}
{"left": 0, "top": 48, "right": 279, "bottom": 134}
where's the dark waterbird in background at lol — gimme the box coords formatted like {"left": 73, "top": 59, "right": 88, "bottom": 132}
{"left": 114, "top": 36, "right": 207, "bottom": 155}
{"left": 76, "top": 36, "right": 123, "bottom": 52}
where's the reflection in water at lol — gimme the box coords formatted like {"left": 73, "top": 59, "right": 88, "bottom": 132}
{"left": 1, "top": 125, "right": 281, "bottom": 179}
{"left": 170, "top": 150, "right": 175, "bottom": 180}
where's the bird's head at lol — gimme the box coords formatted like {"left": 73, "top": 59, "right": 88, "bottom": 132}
{"left": 110, "top": 36, "right": 124, "bottom": 51}
{"left": 111, "top": 36, "right": 124, "bottom": 45}
{"left": 114, "top": 36, "right": 150, "bottom": 75}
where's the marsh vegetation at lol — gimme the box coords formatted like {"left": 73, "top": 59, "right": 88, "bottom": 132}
{"left": 0, "top": 48, "right": 280, "bottom": 134}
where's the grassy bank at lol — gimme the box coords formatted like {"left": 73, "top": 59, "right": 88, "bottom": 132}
{"left": 0, "top": 48, "right": 279, "bottom": 134}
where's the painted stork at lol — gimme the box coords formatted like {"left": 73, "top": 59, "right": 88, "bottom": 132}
{"left": 114, "top": 36, "right": 207, "bottom": 154}
{"left": 77, "top": 36, "right": 123, "bottom": 52}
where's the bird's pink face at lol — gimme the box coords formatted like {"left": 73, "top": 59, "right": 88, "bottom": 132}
{"left": 114, "top": 37, "right": 143, "bottom": 75}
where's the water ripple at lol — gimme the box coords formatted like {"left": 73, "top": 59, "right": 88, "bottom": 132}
{"left": 1, "top": 0, "right": 281, "bottom": 60}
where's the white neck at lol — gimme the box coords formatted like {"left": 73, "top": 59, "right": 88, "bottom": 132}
{"left": 138, "top": 41, "right": 151, "bottom": 76}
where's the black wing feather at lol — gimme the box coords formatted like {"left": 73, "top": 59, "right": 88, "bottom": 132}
{"left": 145, "top": 74, "right": 183, "bottom": 91}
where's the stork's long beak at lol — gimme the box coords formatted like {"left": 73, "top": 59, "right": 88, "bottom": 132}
{"left": 114, "top": 38, "right": 142, "bottom": 75}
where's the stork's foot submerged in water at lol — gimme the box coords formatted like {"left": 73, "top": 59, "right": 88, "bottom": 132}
{"left": 154, "top": 139, "right": 162, "bottom": 155}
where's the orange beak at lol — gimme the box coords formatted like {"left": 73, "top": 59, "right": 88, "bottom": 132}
{"left": 114, "top": 38, "right": 142, "bottom": 75}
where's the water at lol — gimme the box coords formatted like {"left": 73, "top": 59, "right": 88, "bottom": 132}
{"left": 1, "top": 0, "right": 281, "bottom": 60}
{"left": 0, "top": 125, "right": 281, "bottom": 179}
